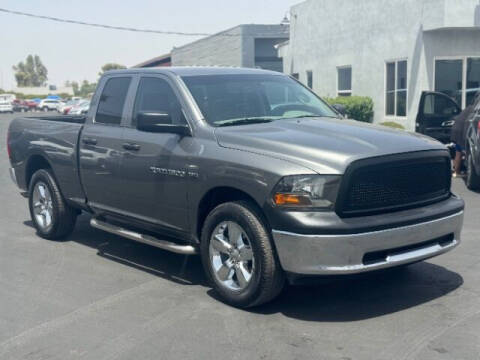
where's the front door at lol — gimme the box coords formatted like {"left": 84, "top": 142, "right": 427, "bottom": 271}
{"left": 416, "top": 91, "right": 461, "bottom": 143}
{"left": 119, "top": 75, "right": 192, "bottom": 235}
{"left": 79, "top": 76, "right": 132, "bottom": 213}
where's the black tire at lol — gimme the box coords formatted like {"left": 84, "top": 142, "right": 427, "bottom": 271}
{"left": 28, "top": 169, "right": 77, "bottom": 240}
{"left": 200, "top": 201, "right": 284, "bottom": 308}
{"left": 466, "top": 153, "right": 480, "bottom": 190}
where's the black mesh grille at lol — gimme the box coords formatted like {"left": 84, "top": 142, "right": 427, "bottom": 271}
{"left": 339, "top": 156, "right": 451, "bottom": 216}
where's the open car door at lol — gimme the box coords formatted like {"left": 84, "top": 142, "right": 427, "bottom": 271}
{"left": 416, "top": 91, "right": 461, "bottom": 143}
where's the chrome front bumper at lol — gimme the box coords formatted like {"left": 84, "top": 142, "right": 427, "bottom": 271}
{"left": 9, "top": 167, "right": 17, "bottom": 186}
{"left": 272, "top": 211, "right": 464, "bottom": 275}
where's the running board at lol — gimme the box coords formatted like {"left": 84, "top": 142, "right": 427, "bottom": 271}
{"left": 90, "top": 218, "right": 197, "bottom": 255}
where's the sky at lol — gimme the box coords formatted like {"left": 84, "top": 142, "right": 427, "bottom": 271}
{"left": 0, "top": 0, "right": 301, "bottom": 90}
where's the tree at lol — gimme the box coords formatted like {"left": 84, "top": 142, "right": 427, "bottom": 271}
{"left": 98, "top": 63, "right": 126, "bottom": 77}
{"left": 71, "top": 81, "right": 79, "bottom": 96}
{"left": 79, "top": 80, "right": 97, "bottom": 97}
{"left": 12, "top": 55, "right": 48, "bottom": 87}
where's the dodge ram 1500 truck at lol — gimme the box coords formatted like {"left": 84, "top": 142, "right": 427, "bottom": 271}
{"left": 7, "top": 67, "right": 465, "bottom": 308}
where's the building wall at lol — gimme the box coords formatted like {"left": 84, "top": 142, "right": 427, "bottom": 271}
{"left": 172, "top": 26, "right": 244, "bottom": 67}
{"left": 11, "top": 86, "right": 74, "bottom": 96}
{"left": 172, "top": 25, "right": 289, "bottom": 71}
{"left": 281, "top": 0, "right": 480, "bottom": 130}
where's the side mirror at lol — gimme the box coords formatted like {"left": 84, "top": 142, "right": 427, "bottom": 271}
{"left": 136, "top": 111, "right": 191, "bottom": 136}
{"left": 332, "top": 104, "right": 347, "bottom": 117}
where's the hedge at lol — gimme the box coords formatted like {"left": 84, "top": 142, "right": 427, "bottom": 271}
{"left": 379, "top": 121, "right": 405, "bottom": 130}
{"left": 326, "top": 96, "right": 374, "bottom": 123}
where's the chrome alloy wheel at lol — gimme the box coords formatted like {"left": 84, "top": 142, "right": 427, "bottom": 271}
{"left": 32, "top": 182, "right": 54, "bottom": 231}
{"left": 209, "top": 221, "right": 255, "bottom": 291}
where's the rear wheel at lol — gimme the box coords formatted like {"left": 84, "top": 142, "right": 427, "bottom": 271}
{"left": 200, "top": 201, "right": 284, "bottom": 308}
{"left": 29, "top": 169, "right": 77, "bottom": 240}
{"left": 466, "top": 153, "right": 480, "bottom": 190}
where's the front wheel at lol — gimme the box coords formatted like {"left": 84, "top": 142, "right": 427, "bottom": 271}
{"left": 200, "top": 201, "right": 284, "bottom": 308}
{"left": 29, "top": 169, "right": 77, "bottom": 240}
{"left": 466, "top": 153, "right": 480, "bottom": 190}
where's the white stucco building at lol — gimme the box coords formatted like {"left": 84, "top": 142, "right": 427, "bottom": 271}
{"left": 278, "top": 0, "right": 480, "bottom": 130}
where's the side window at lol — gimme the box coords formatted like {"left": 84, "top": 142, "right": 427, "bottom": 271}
{"left": 95, "top": 77, "right": 131, "bottom": 125}
{"left": 133, "top": 77, "right": 186, "bottom": 126}
{"left": 423, "top": 94, "right": 459, "bottom": 116}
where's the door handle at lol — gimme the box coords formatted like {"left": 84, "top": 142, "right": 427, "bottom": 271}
{"left": 82, "top": 137, "right": 97, "bottom": 145}
{"left": 122, "top": 143, "right": 141, "bottom": 151}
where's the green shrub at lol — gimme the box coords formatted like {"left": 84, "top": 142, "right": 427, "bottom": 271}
{"left": 326, "top": 96, "right": 374, "bottom": 123}
{"left": 379, "top": 121, "right": 405, "bottom": 130}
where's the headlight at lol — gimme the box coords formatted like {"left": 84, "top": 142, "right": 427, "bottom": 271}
{"left": 272, "top": 175, "right": 341, "bottom": 210}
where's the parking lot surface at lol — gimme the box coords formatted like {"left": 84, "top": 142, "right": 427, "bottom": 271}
{"left": 0, "top": 112, "right": 479, "bottom": 360}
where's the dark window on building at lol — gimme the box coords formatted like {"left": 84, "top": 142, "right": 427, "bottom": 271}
{"left": 386, "top": 60, "right": 407, "bottom": 117}
{"left": 396, "top": 61, "right": 407, "bottom": 116}
{"left": 435, "top": 59, "right": 462, "bottom": 108}
{"left": 132, "top": 77, "right": 185, "bottom": 126}
{"left": 467, "top": 58, "right": 480, "bottom": 106}
{"left": 307, "top": 71, "right": 313, "bottom": 89}
{"left": 96, "top": 77, "right": 131, "bottom": 125}
{"left": 337, "top": 67, "right": 352, "bottom": 96}
{"left": 254, "top": 38, "right": 285, "bottom": 72}
{"left": 291, "top": 73, "right": 299, "bottom": 80}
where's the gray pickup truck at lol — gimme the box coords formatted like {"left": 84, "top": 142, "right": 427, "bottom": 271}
{"left": 7, "top": 67, "right": 464, "bottom": 307}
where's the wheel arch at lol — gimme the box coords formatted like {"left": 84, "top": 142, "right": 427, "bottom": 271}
{"left": 196, "top": 186, "right": 269, "bottom": 242}
{"left": 25, "top": 154, "right": 54, "bottom": 189}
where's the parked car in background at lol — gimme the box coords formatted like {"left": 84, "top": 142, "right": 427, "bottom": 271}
{"left": 0, "top": 101, "right": 14, "bottom": 113}
{"left": 12, "top": 100, "right": 30, "bottom": 113}
{"left": 0, "top": 94, "right": 16, "bottom": 103}
{"left": 25, "top": 100, "right": 38, "bottom": 111}
{"left": 58, "top": 99, "right": 82, "bottom": 114}
{"left": 466, "top": 96, "right": 480, "bottom": 190}
{"left": 416, "top": 91, "right": 461, "bottom": 143}
{"left": 38, "top": 99, "right": 61, "bottom": 112}
{"left": 69, "top": 100, "right": 90, "bottom": 115}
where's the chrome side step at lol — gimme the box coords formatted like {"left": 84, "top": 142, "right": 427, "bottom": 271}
{"left": 90, "top": 218, "right": 197, "bottom": 255}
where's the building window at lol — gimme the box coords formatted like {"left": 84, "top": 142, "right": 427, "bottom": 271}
{"left": 337, "top": 66, "right": 352, "bottom": 96}
{"left": 385, "top": 60, "right": 407, "bottom": 117}
{"left": 307, "top": 71, "right": 313, "bottom": 89}
{"left": 291, "top": 73, "right": 299, "bottom": 80}
{"left": 435, "top": 57, "right": 480, "bottom": 109}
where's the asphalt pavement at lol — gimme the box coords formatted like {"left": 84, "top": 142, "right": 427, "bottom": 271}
{"left": 0, "top": 112, "right": 479, "bottom": 360}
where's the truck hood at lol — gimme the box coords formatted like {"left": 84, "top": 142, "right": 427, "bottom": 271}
{"left": 214, "top": 117, "right": 446, "bottom": 174}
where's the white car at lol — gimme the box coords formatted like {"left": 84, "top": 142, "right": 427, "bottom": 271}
{"left": 69, "top": 100, "right": 90, "bottom": 115}
{"left": 0, "top": 101, "right": 14, "bottom": 113}
{"left": 58, "top": 99, "right": 82, "bottom": 114}
{"left": 38, "top": 99, "right": 61, "bottom": 112}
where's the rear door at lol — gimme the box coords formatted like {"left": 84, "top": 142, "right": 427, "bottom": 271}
{"left": 79, "top": 75, "right": 133, "bottom": 214}
{"left": 416, "top": 91, "right": 461, "bottom": 143}
{"left": 118, "top": 75, "right": 192, "bottom": 235}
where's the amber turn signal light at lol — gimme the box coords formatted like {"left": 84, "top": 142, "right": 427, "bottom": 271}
{"left": 273, "top": 193, "right": 312, "bottom": 206}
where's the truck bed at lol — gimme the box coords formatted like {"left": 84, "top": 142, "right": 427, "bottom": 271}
{"left": 8, "top": 115, "right": 86, "bottom": 203}
{"left": 20, "top": 115, "right": 86, "bottom": 124}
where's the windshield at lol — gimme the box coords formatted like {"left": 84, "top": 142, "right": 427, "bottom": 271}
{"left": 181, "top": 74, "right": 338, "bottom": 126}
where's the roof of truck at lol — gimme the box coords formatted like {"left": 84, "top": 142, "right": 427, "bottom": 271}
{"left": 108, "top": 66, "right": 282, "bottom": 77}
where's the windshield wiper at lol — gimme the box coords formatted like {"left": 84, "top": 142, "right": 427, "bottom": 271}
{"left": 284, "top": 115, "right": 340, "bottom": 120}
{"left": 216, "top": 117, "right": 274, "bottom": 127}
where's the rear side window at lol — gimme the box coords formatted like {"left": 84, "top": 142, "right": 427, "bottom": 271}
{"left": 96, "top": 77, "right": 131, "bottom": 125}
